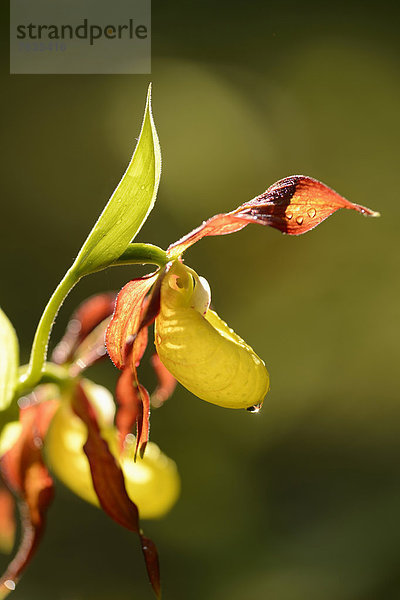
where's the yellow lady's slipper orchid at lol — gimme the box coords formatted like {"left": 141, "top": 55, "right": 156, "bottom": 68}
{"left": 45, "top": 382, "right": 180, "bottom": 520}
{"left": 154, "top": 261, "right": 270, "bottom": 409}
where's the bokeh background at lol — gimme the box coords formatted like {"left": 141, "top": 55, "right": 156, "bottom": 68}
{"left": 1, "top": 1, "right": 399, "bottom": 598}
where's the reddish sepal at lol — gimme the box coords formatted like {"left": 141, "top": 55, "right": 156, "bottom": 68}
{"left": 167, "top": 214, "right": 250, "bottom": 257}
{"left": 0, "top": 401, "right": 57, "bottom": 596}
{"left": 135, "top": 385, "right": 150, "bottom": 460}
{"left": 106, "top": 273, "right": 159, "bottom": 370}
{"left": 110, "top": 272, "right": 163, "bottom": 455}
{"left": 167, "top": 175, "right": 379, "bottom": 256}
{"left": 72, "top": 383, "right": 161, "bottom": 599}
{"left": 136, "top": 269, "right": 163, "bottom": 332}
{"left": 115, "top": 366, "right": 141, "bottom": 450}
{"left": 140, "top": 536, "right": 161, "bottom": 600}
{"left": 115, "top": 362, "right": 151, "bottom": 459}
{"left": 238, "top": 175, "right": 378, "bottom": 235}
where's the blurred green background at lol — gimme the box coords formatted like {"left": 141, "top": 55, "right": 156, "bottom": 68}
{"left": 1, "top": 0, "right": 399, "bottom": 598}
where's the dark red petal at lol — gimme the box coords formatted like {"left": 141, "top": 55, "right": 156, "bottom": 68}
{"left": 137, "top": 270, "right": 163, "bottom": 332}
{"left": 115, "top": 366, "right": 141, "bottom": 450}
{"left": 135, "top": 385, "right": 150, "bottom": 460}
{"left": 132, "top": 327, "right": 149, "bottom": 369}
{"left": 115, "top": 361, "right": 151, "bottom": 459}
{"left": 140, "top": 536, "right": 161, "bottom": 599}
{"left": 72, "top": 383, "right": 161, "bottom": 599}
{"left": 0, "top": 401, "right": 57, "bottom": 595}
{"left": 106, "top": 274, "right": 159, "bottom": 370}
{"left": 167, "top": 175, "right": 379, "bottom": 256}
{"left": 150, "top": 354, "right": 177, "bottom": 408}
{"left": 167, "top": 213, "right": 250, "bottom": 257}
{"left": 52, "top": 293, "right": 116, "bottom": 365}
{"left": 131, "top": 269, "right": 164, "bottom": 369}
{"left": 112, "top": 275, "right": 162, "bottom": 456}
{"left": 238, "top": 175, "right": 379, "bottom": 234}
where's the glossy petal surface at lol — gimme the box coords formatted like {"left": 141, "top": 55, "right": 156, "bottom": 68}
{"left": 155, "top": 262, "right": 269, "bottom": 409}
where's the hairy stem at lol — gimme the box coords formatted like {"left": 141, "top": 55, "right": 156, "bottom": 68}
{"left": 19, "top": 268, "right": 81, "bottom": 391}
{"left": 17, "top": 244, "right": 168, "bottom": 394}
{"left": 109, "top": 243, "right": 168, "bottom": 269}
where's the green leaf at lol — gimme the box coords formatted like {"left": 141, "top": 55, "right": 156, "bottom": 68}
{"left": 73, "top": 84, "right": 161, "bottom": 276}
{"left": 0, "top": 307, "right": 19, "bottom": 412}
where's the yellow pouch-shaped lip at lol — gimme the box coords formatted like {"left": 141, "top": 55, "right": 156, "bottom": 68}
{"left": 155, "top": 261, "right": 270, "bottom": 409}
{"left": 45, "top": 384, "right": 180, "bottom": 520}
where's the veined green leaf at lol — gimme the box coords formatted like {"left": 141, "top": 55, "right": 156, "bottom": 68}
{"left": 0, "top": 307, "right": 19, "bottom": 411}
{"left": 73, "top": 84, "right": 161, "bottom": 276}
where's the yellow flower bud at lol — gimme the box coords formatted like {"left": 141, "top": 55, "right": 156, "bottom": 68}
{"left": 45, "top": 382, "right": 180, "bottom": 520}
{"left": 155, "top": 261, "right": 270, "bottom": 409}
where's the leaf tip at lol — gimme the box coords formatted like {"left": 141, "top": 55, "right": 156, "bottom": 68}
{"left": 350, "top": 203, "right": 381, "bottom": 218}
{"left": 146, "top": 82, "right": 153, "bottom": 112}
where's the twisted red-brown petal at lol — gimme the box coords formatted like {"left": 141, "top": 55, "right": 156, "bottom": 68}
{"left": 167, "top": 213, "right": 250, "bottom": 257}
{"left": 130, "top": 272, "right": 163, "bottom": 371}
{"left": 115, "top": 355, "right": 151, "bottom": 459}
{"left": 72, "top": 383, "right": 160, "bottom": 599}
{"left": 137, "top": 272, "right": 163, "bottom": 333}
{"left": 106, "top": 273, "right": 159, "bottom": 370}
{"left": 135, "top": 384, "right": 150, "bottom": 460}
{"left": 52, "top": 293, "right": 116, "bottom": 365}
{"left": 115, "top": 365, "right": 141, "bottom": 450}
{"left": 150, "top": 354, "right": 177, "bottom": 408}
{"left": 109, "top": 271, "right": 163, "bottom": 455}
{"left": 167, "top": 175, "right": 379, "bottom": 256}
{"left": 0, "top": 400, "right": 58, "bottom": 597}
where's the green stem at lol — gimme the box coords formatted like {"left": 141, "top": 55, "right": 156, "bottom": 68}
{"left": 17, "top": 362, "right": 72, "bottom": 393}
{"left": 19, "top": 267, "right": 81, "bottom": 390}
{"left": 18, "top": 244, "right": 168, "bottom": 394}
{"left": 110, "top": 243, "right": 168, "bottom": 269}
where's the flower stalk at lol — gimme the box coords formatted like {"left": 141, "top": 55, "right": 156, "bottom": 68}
{"left": 19, "top": 244, "right": 168, "bottom": 394}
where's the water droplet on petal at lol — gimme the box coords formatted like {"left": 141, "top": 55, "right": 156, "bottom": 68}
{"left": 307, "top": 208, "right": 316, "bottom": 218}
{"left": 286, "top": 212, "right": 293, "bottom": 220}
{"left": 296, "top": 216, "right": 304, "bottom": 225}
{"left": 5, "top": 580, "right": 15, "bottom": 591}
{"left": 156, "top": 334, "right": 162, "bottom": 346}
{"left": 246, "top": 402, "right": 263, "bottom": 413}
